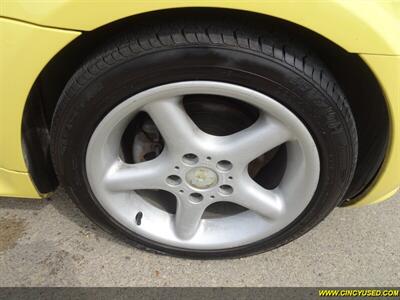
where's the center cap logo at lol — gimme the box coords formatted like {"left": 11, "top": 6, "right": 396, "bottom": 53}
{"left": 186, "top": 167, "right": 218, "bottom": 189}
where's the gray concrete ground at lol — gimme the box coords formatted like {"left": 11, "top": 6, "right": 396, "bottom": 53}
{"left": 0, "top": 189, "right": 399, "bottom": 287}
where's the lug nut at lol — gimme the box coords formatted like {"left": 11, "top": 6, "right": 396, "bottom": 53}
{"left": 189, "top": 193, "right": 203, "bottom": 203}
{"left": 217, "top": 160, "right": 233, "bottom": 171}
{"left": 182, "top": 153, "right": 199, "bottom": 165}
{"left": 166, "top": 175, "right": 182, "bottom": 186}
{"left": 219, "top": 185, "right": 233, "bottom": 195}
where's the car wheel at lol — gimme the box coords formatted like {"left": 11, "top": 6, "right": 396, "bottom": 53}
{"left": 50, "top": 20, "right": 357, "bottom": 258}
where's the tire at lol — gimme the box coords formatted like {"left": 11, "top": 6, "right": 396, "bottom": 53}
{"left": 50, "top": 18, "right": 358, "bottom": 258}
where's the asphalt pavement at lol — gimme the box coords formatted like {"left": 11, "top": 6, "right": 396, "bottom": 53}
{"left": 0, "top": 189, "right": 399, "bottom": 286}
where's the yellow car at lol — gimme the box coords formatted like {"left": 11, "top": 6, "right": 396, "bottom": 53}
{"left": 1, "top": 1, "right": 399, "bottom": 257}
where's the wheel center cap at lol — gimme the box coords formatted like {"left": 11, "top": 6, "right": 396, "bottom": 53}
{"left": 186, "top": 167, "right": 218, "bottom": 189}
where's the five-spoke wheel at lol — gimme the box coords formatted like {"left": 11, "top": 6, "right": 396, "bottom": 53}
{"left": 86, "top": 81, "right": 320, "bottom": 249}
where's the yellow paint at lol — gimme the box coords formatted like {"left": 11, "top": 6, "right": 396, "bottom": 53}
{"left": 2, "top": 0, "right": 400, "bottom": 55}
{"left": 0, "top": 18, "right": 80, "bottom": 171}
{"left": 0, "top": 2, "right": 399, "bottom": 204}
{"left": 0, "top": 168, "right": 41, "bottom": 198}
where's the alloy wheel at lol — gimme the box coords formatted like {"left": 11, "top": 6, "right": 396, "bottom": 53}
{"left": 86, "top": 81, "right": 320, "bottom": 250}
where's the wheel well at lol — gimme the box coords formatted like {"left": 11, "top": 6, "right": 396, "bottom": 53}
{"left": 22, "top": 7, "right": 389, "bottom": 201}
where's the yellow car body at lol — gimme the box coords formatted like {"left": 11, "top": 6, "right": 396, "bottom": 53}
{"left": 0, "top": 0, "right": 399, "bottom": 206}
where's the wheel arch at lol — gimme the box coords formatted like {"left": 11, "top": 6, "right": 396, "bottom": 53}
{"left": 21, "top": 7, "right": 390, "bottom": 202}
{"left": 4, "top": 1, "right": 400, "bottom": 55}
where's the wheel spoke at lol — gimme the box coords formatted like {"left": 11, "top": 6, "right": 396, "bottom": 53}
{"left": 221, "top": 115, "right": 291, "bottom": 164}
{"left": 234, "top": 174, "right": 284, "bottom": 219}
{"left": 104, "top": 155, "right": 169, "bottom": 192}
{"left": 277, "top": 142, "right": 318, "bottom": 208}
{"left": 143, "top": 97, "right": 204, "bottom": 151}
{"left": 174, "top": 199, "right": 206, "bottom": 240}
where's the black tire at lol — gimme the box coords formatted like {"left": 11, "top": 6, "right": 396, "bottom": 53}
{"left": 50, "top": 18, "right": 358, "bottom": 258}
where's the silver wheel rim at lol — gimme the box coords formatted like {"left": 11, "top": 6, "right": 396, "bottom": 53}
{"left": 86, "top": 81, "right": 320, "bottom": 250}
